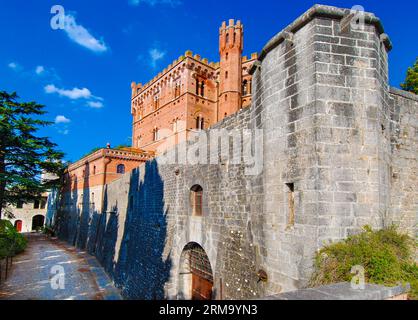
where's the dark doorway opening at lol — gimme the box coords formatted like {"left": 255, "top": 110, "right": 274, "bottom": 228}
{"left": 32, "top": 215, "right": 45, "bottom": 231}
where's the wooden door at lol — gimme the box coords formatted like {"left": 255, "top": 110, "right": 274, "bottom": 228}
{"left": 192, "top": 274, "right": 213, "bottom": 300}
{"left": 15, "top": 220, "right": 22, "bottom": 232}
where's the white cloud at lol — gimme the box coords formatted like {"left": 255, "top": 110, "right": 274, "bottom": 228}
{"left": 63, "top": 13, "right": 108, "bottom": 53}
{"left": 58, "top": 129, "right": 70, "bottom": 135}
{"left": 55, "top": 115, "right": 71, "bottom": 124}
{"left": 8, "top": 62, "right": 22, "bottom": 72}
{"left": 129, "top": 0, "right": 182, "bottom": 6}
{"left": 45, "top": 84, "right": 92, "bottom": 100}
{"left": 45, "top": 84, "right": 104, "bottom": 109}
{"left": 87, "top": 101, "right": 104, "bottom": 109}
{"left": 149, "top": 48, "right": 166, "bottom": 68}
{"left": 35, "top": 66, "right": 45, "bottom": 75}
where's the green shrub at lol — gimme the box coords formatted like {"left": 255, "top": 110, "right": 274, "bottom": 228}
{"left": 41, "top": 225, "right": 55, "bottom": 237}
{"left": 309, "top": 226, "right": 418, "bottom": 300}
{"left": 0, "top": 220, "right": 28, "bottom": 258}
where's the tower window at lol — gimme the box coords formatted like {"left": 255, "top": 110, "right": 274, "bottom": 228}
{"left": 174, "top": 82, "right": 181, "bottom": 98}
{"left": 200, "top": 81, "right": 205, "bottom": 97}
{"left": 242, "top": 80, "right": 248, "bottom": 95}
{"left": 154, "top": 95, "right": 160, "bottom": 110}
{"left": 34, "top": 200, "right": 40, "bottom": 209}
{"left": 190, "top": 185, "right": 203, "bottom": 216}
{"left": 196, "top": 80, "right": 200, "bottom": 95}
{"left": 225, "top": 71, "right": 228, "bottom": 79}
{"left": 153, "top": 128, "right": 160, "bottom": 141}
{"left": 16, "top": 201, "right": 23, "bottom": 209}
{"left": 286, "top": 183, "right": 295, "bottom": 227}
{"left": 196, "top": 116, "right": 205, "bottom": 130}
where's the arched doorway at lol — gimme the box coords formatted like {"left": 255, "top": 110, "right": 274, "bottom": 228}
{"left": 32, "top": 215, "right": 45, "bottom": 231}
{"left": 14, "top": 220, "right": 23, "bottom": 233}
{"left": 178, "top": 242, "right": 213, "bottom": 300}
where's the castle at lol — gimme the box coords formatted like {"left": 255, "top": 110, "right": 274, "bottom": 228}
{"left": 56, "top": 5, "right": 418, "bottom": 300}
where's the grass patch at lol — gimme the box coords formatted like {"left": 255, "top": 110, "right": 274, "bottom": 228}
{"left": 309, "top": 226, "right": 418, "bottom": 300}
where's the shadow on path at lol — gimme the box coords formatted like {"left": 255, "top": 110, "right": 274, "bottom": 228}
{"left": 0, "top": 233, "right": 121, "bottom": 300}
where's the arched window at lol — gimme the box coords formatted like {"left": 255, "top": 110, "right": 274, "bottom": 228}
{"left": 200, "top": 81, "right": 205, "bottom": 97}
{"left": 153, "top": 127, "right": 159, "bottom": 141}
{"left": 196, "top": 116, "right": 204, "bottom": 130}
{"left": 226, "top": 33, "right": 229, "bottom": 44}
{"left": 190, "top": 185, "right": 203, "bottom": 216}
{"left": 196, "top": 80, "right": 200, "bottom": 95}
{"left": 242, "top": 79, "right": 248, "bottom": 95}
{"left": 117, "top": 164, "right": 125, "bottom": 174}
{"left": 154, "top": 95, "right": 160, "bottom": 110}
{"left": 174, "top": 82, "right": 181, "bottom": 98}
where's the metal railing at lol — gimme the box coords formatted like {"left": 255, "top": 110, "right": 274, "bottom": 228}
{"left": 0, "top": 237, "right": 15, "bottom": 285}
{"left": 0, "top": 255, "right": 13, "bottom": 285}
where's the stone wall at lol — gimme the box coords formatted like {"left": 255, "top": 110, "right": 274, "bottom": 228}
{"left": 388, "top": 88, "right": 418, "bottom": 236}
{"left": 56, "top": 5, "right": 418, "bottom": 300}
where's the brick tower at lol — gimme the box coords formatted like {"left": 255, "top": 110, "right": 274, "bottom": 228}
{"left": 219, "top": 19, "right": 243, "bottom": 120}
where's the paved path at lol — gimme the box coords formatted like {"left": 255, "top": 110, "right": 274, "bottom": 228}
{"left": 0, "top": 234, "right": 122, "bottom": 300}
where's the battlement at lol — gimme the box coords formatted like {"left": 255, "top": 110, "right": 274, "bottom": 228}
{"left": 242, "top": 53, "right": 258, "bottom": 62}
{"left": 131, "top": 50, "right": 220, "bottom": 98}
{"left": 219, "top": 19, "right": 243, "bottom": 32}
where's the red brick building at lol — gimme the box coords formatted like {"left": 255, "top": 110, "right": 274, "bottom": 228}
{"left": 64, "top": 20, "right": 256, "bottom": 194}
{"left": 131, "top": 19, "right": 257, "bottom": 153}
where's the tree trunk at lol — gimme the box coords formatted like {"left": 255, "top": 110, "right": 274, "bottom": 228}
{"left": 0, "top": 152, "right": 5, "bottom": 220}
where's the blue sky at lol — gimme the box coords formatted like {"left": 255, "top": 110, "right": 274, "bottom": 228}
{"left": 1, "top": 0, "right": 417, "bottom": 162}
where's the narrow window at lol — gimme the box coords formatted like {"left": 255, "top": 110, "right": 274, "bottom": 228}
{"left": 200, "top": 81, "right": 205, "bottom": 97}
{"left": 16, "top": 201, "right": 23, "bottom": 209}
{"left": 196, "top": 116, "right": 201, "bottom": 130}
{"left": 226, "top": 52, "right": 229, "bottom": 60}
{"left": 117, "top": 164, "right": 126, "bottom": 174}
{"left": 190, "top": 185, "right": 203, "bottom": 216}
{"left": 34, "top": 200, "right": 40, "bottom": 209}
{"left": 196, "top": 80, "right": 200, "bottom": 95}
{"left": 226, "top": 33, "right": 229, "bottom": 44}
{"left": 153, "top": 128, "right": 159, "bottom": 141}
{"left": 286, "top": 183, "right": 295, "bottom": 227}
{"left": 196, "top": 117, "right": 205, "bottom": 130}
{"left": 242, "top": 80, "right": 248, "bottom": 95}
{"left": 40, "top": 198, "right": 47, "bottom": 209}
{"left": 93, "top": 166, "right": 96, "bottom": 175}
{"left": 225, "top": 71, "right": 228, "bottom": 79}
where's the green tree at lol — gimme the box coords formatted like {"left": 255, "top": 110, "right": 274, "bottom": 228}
{"left": 0, "top": 91, "right": 64, "bottom": 219}
{"left": 401, "top": 58, "right": 418, "bottom": 95}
